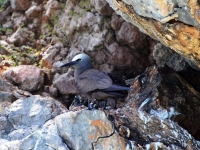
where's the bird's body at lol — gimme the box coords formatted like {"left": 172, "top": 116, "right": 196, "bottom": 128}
{"left": 61, "top": 53, "right": 130, "bottom": 109}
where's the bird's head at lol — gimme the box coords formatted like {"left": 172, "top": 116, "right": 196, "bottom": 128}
{"left": 60, "top": 53, "right": 92, "bottom": 70}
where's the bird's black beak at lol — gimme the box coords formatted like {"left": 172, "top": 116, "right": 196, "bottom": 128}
{"left": 60, "top": 61, "right": 77, "bottom": 68}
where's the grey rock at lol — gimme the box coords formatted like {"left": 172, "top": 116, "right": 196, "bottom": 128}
{"left": 20, "top": 120, "right": 69, "bottom": 150}
{"left": 0, "top": 77, "right": 17, "bottom": 93}
{"left": 0, "top": 139, "right": 21, "bottom": 150}
{"left": 153, "top": 43, "right": 189, "bottom": 71}
{"left": 44, "top": 0, "right": 62, "bottom": 18}
{"left": 7, "top": 27, "right": 35, "bottom": 46}
{"left": 0, "top": 77, "right": 17, "bottom": 103}
{"left": 53, "top": 73, "right": 78, "bottom": 95}
{"left": 2, "top": 95, "right": 67, "bottom": 129}
{"left": 109, "top": 0, "right": 199, "bottom": 26}
{"left": 0, "top": 91, "right": 13, "bottom": 103}
{"left": 3, "top": 65, "right": 44, "bottom": 91}
{"left": 55, "top": 110, "right": 128, "bottom": 150}
{"left": 11, "top": 12, "right": 27, "bottom": 30}
{"left": 91, "top": 0, "right": 113, "bottom": 16}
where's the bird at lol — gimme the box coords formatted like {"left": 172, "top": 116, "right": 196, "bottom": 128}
{"left": 60, "top": 53, "right": 131, "bottom": 109}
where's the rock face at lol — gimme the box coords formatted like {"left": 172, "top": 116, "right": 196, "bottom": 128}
{"left": 106, "top": 0, "right": 200, "bottom": 68}
{"left": 0, "top": 95, "right": 132, "bottom": 150}
{"left": 1, "top": 0, "right": 200, "bottom": 149}
{"left": 107, "top": 66, "right": 200, "bottom": 149}
{"left": 55, "top": 110, "right": 128, "bottom": 150}
{"left": 3, "top": 65, "right": 44, "bottom": 91}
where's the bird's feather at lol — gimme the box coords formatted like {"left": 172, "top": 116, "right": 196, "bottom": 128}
{"left": 77, "top": 69, "right": 113, "bottom": 93}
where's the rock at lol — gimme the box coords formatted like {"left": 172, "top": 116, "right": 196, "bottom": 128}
{"left": 11, "top": 12, "right": 27, "bottom": 30}
{"left": 3, "top": 65, "right": 44, "bottom": 91}
{"left": 111, "top": 12, "right": 124, "bottom": 30}
{"left": 2, "top": 95, "right": 66, "bottom": 128}
{"left": 7, "top": 27, "right": 35, "bottom": 47}
{"left": 106, "top": 0, "right": 200, "bottom": 68}
{"left": 53, "top": 73, "right": 78, "bottom": 95}
{"left": 19, "top": 120, "right": 69, "bottom": 150}
{"left": 77, "top": 32, "right": 105, "bottom": 52}
{"left": 153, "top": 43, "right": 189, "bottom": 71}
{"left": 10, "top": 0, "right": 31, "bottom": 11}
{"left": 91, "top": 0, "right": 113, "bottom": 16}
{"left": 116, "top": 21, "right": 148, "bottom": 49}
{"left": 0, "top": 6, "right": 12, "bottom": 24}
{"left": 106, "top": 66, "right": 200, "bottom": 149}
{"left": 0, "top": 95, "right": 68, "bottom": 149}
{"left": 0, "top": 102, "right": 12, "bottom": 114}
{"left": 0, "top": 77, "right": 17, "bottom": 103}
{"left": 41, "top": 42, "right": 64, "bottom": 69}
{"left": 44, "top": 0, "right": 62, "bottom": 18}
{"left": 55, "top": 110, "right": 129, "bottom": 150}
{"left": 25, "top": 5, "right": 42, "bottom": 20}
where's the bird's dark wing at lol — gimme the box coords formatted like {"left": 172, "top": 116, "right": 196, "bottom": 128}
{"left": 77, "top": 69, "right": 113, "bottom": 93}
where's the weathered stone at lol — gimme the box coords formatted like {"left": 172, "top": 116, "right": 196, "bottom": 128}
{"left": 11, "top": 12, "right": 27, "bottom": 30}
{"left": 19, "top": 120, "right": 69, "bottom": 150}
{"left": 41, "top": 42, "right": 64, "bottom": 69}
{"left": 25, "top": 5, "right": 42, "bottom": 20}
{"left": 0, "top": 102, "right": 12, "bottom": 114}
{"left": 0, "top": 77, "right": 17, "bottom": 93}
{"left": 44, "top": 0, "right": 62, "bottom": 18}
{"left": 106, "top": 0, "right": 200, "bottom": 68}
{"left": 7, "top": 27, "right": 35, "bottom": 47}
{"left": 91, "top": 0, "right": 113, "bottom": 16}
{"left": 10, "top": 0, "right": 31, "bottom": 11}
{"left": 111, "top": 12, "right": 124, "bottom": 30}
{"left": 116, "top": 21, "right": 148, "bottom": 49}
{"left": 0, "top": 77, "right": 17, "bottom": 103}
{"left": 0, "top": 139, "right": 21, "bottom": 150}
{"left": 0, "top": 95, "right": 68, "bottom": 149}
{"left": 0, "top": 6, "right": 12, "bottom": 24}
{"left": 153, "top": 43, "right": 189, "bottom": 71}
{"left": 55, "top": 110, "right": 129, "bottom": 150}
{"left": 3, "top": 65, "right": 44, "bottom": 91}
{"left": 2, "top": 95, "right": 67, "bottom": 129}
{"left": 53, "top": 73, "right": 78, "bottom": 95}
{"left": 106, "top": 66, "right": 200, "bottom": 149}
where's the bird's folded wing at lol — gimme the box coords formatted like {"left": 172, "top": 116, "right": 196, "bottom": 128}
{"left": 77, "top": 69, "right": 113, "bottom": 93}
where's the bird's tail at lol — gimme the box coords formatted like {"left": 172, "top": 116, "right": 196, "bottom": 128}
{"left": 103, "top": 84, "right": 131, "bottom": 92}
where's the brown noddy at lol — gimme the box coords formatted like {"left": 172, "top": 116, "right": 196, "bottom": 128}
{"left": 60, "top": 53, "right": 130, "bottom": 109}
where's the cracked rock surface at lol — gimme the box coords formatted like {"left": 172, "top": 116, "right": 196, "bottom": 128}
{"left": 0, "top": 0, "right": 200, "bottom": 149}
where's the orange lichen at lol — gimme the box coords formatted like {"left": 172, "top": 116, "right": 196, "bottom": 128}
{"left": 112, "top": 0, "right": 200, "bottom": 67}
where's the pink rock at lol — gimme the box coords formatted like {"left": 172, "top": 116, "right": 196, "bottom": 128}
{"left": 91, "top": 0, "right": 113, "bottom": 16}
{"left": 116, "top": 22, "right": 148, "bottom": 49}
{"left": 53, "top": 73, "right": 78, "bottom": 95}
{"left": 3, "top": 65, "right": 44, "bottom": 91}
{"left": 10, "top": 0, "right": 31, "bottom": 11}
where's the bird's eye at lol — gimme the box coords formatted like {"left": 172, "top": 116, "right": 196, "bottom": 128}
{"left": 76, "top": 58, "right": 81, "bottom": 62}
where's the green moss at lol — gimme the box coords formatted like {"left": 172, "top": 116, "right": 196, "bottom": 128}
{"left": 79, "top": 0, "right": 91, "bottom": 10}
{"left": 0, "top": 44, "right": 42, "bottom": 67}
{"left": 0, "top": 0, "right": 7, "bottom": 12}
{"left": 50, "top": 15, "right": 59, "bottom": 25}
{"left": 69, "top": 9, "right": 76, "bottom": 16}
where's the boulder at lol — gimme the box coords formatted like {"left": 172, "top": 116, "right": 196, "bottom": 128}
{"left": 53, "top": 73, "right": 78, "bottom": 95}
{"left": 55, "top": 110, "right": 129, "bottom": 150}
{"left": 0, "top": 95, "right": 68, "bottom": 149}
{"left": 10, "top": 0, "right": 31, "bottom": 11}
{"left": 3, "top": 65, "right": 44, "bottom": 91}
